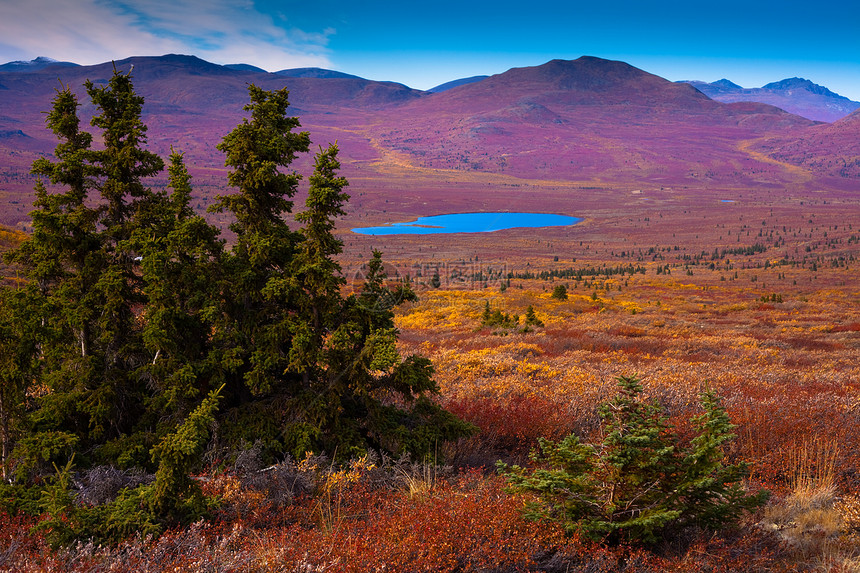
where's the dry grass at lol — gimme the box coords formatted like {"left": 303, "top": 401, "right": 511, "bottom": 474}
{"left": 760, "top": 438, "right": 860, "bottom": 569}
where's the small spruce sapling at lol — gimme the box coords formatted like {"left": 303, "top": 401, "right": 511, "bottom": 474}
{"left": 498, "top": 375, "right": 767, "bottom": 545}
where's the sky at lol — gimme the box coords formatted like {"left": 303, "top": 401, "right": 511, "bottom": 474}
{"left": 1, "top": 0, "right": 859, "bottom": 100}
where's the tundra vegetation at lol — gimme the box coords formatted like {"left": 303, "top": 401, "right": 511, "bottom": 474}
{"left": 0, "top": 70, "right": 858, "bottom": 571}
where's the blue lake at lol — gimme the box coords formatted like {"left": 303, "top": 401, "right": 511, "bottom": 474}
{"left": 351, "top": 212, "right": 581, "bottom": 236}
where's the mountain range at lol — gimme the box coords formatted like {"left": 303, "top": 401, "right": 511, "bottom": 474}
{"left": 682, "top": 78, "right": 860, "bottom": 122}
{"left": 8, "top": 55, "right": 856, "bottom": 122}
{"left": 0, "top": 54, "right": 857, "bottom": 229}
{"left": 0, "top": 56, "right": 80, "bottom": 72}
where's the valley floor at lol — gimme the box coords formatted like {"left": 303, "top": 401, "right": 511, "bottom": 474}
{"left": 3, "top": 260, "right": 858, "bottom": 572}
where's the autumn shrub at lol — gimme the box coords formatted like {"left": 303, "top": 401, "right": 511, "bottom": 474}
{"left": 830, "top": 321, "right": 860, "bottom": 333}
{"left": 445, "top": 394, "right": 574, "bottom": 465}
{"left": 261, "top": 471, "right": 574, "bottom": 572}
{"left": 499, "top": 375, "right": 768, "bottom": 545}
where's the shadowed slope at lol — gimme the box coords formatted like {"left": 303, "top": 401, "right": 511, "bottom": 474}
{"left": 753, "top": 108, "right": 860, "bottom": 178}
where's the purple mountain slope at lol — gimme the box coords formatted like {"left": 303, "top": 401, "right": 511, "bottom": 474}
{"left": 428, "top": 75, "right": 489, "bottom": 93}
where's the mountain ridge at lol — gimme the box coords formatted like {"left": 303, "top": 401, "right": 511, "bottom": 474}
{"left": 369, "top": 57, "right": 815, "bottom": 182}
{"left": 275, "top": 67, "right": 364, "bottom": 80}
{"left": 429, "top": 75, "right": 491, "bottom": 92}
{"left": 682, "top": 77, "right": 859, "bottom": 122}
{"left": 0, "top": 56, "right": 80, "bottom": 72}
{"left": 0, "top": 53, "right": 854, "bottom": 229}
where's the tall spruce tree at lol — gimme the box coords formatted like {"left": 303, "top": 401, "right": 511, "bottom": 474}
{"left": 4, "top": 68, "right": 187, "bottom": 472}
{"left": 212, "top": 87, "right": 472, "bottom": 459}
{"left": 284, "top": 147, "right": 470, "bottom": 458}
{"left": 81, "top": 69, "right": 164, "bottom": 452}
{"left": 210, "top": 85, "right": 310, "bottom": 401}
{"left": 4, "top": 85, "right": 102, "bottom": 476}
{"left": 1, "top": 69, "right": 228, "bottom": 538}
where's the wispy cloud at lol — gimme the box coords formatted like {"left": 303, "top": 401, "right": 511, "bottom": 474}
{"left": 0, "top": 0, "right": 333, "bottom": 70}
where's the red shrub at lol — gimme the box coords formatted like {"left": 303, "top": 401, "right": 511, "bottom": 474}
{"left": 445, "top": 394, "right": 575, "bottom": 458}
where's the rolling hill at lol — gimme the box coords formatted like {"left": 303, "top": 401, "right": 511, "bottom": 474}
{"left": 428, "top": 75, "right": 489, "bottom": 92}
{"left": 0, "top": 54, "right": 854, "bottom": 230}
{"left": 370, "top": 57, "right": 815, "bottom": 183}
{"left": 751, "top": 107, "right": 860, "bottom": 178}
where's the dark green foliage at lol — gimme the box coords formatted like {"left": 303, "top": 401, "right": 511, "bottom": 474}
{"left": 0, "top": 287, "right": 40, "bottom": 478}
{"left": 209, "top": 86, "right": 310, "bottom": 401}
{"left": 0, "top": 75, "right": 471, "bottom": 545}
{"left": 481, "top": 300, "right": 519, "bottom": 329}
{"left": 551, "top": 284, "right": 568, "bottom": 300}
{"left": 149, "top": 385, "right": 223, "bottom": 520}
{"left": 210, "top": 92, "right": 472, "bottom": 461}
{"left": 214, "top": 84, "right": 309, "bottom": 236}
{"left": 5, "top": 70, "right": 176, "bottom": 476}
{"left": 430, "top": 271, "right": 441, "bottom": 288}
{"left": 676, "top": 390, "right": 769, "bottom": 531}
{"left": 524, "top": 305, "right": 543, "bottom": 327}
{"left": 0, "top": 69, "right": 226, "bottom": 544}
{"left": 135, "top": 149, "right": 223, "bottom": 426}
{"left": 29, "top": 459, "right": 162, "bottom": 546}
{"left": 498, "top": 375, "right": 767, "bottom": 545}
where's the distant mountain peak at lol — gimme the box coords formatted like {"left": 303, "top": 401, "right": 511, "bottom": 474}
{"left": 275, "top": 67, "right": 363, "bottom": 80}
{"left": 762, "top": 77, "right": 845, "bottom": 99}
{"left": 679, "top": 76, "right": 859, "bottom": 122}
{"left": 224, "top": 63, "right": 268, "bottom": 73}
{"left": 712, "top": 79, "right": 742, "bottom": 89}
{"left": 0, "top": 56, "right": 80, "bottom": 72}
{"left": 763, "top": 77, "right": 814, "bottom": 90}
{"left": 491, "top": 56, "right": 664, "bottom": 92}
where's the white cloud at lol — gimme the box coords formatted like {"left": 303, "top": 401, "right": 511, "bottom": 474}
{"left": 0, "top": 0, "right": 333, "bottom": 70}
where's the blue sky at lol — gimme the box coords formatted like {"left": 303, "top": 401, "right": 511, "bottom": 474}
{"left": 1, "top": 0, "right": 859, "bottom": 99}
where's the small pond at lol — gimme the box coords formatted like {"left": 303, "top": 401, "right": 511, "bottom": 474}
{"left": 351, "top": 212, "right": 581, "bottom": 235}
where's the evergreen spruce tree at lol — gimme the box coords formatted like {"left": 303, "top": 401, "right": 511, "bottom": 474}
{"left": 101, "top": 149, "right": 225, "bottom": 468}
{"left": 210, "top": 85, "right": 310, "bottom": 401}
{"left": 3, "top": 69, "right": 216, "bottom": 474}
{"left": 210, "top": 87, "right": 472, "bottom": 457}
{"left": 289, "top": 144, "right": 350, "bottom": 377}
{"left": 1, "top": 75, "right": 473, "bottom": 543}
{"left": 80, "top": 69, "right": 164, "bottom": 453}
{"left": 524, "top": 305, "right": 543, "bottom": 327}
{"left": 3, "top": 85, "right": 102, "bottom": 475}
{"left": 551, "top": 284, "right": 568, "bottom": 300}
{"left": 675, "top": 390, "right": 769, "bottom": 529}
{"left": 135, "top": 150, "right": 223, "bottom": 418}
{"left": 499, "top": 375, "right": 766, "bottom": 545}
